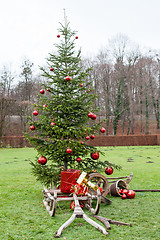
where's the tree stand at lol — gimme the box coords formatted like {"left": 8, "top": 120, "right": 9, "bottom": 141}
{"left": 54, "top": 192, "right": 109, "bottom": 238}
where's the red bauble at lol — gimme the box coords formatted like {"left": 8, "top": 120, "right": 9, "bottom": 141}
{"left": 122, "top": 189, "right": 129, "bottom": 195}
{"left": 75, "top": 36, "right": 78, "bottom": 39}
{"left": 33, "top": 110, "right": 38, "bottom": 116}
{"left": 76, "top": 157, "right": 81, "bottom": 162}
{"left": 86, "top": 136, "right": 90, "bottom": 140}
{"left": 43, "top": 104, "right": 47, "bottom": 108}
{"left": 121, "top": 194, "right": 127, "bottom": 200}
{"left": 91, "top": 152, "right": 99, "bottom": 160}
{"left": 105, "top": 166, "right": 113, "bottom": 175}
{"left": 38, "top": 156, "right": 47, "bottom": 165}
{"left": 40, "top": 89, "right": 45, "bottom": 94}
{"left": 91, "top": 114, "right": 97, "bottom": 120}
{"left": 51, "top": 122, "right": 56, "bottom": 126}
{"left": 65, "top": 76, "right": 71, "bottom": 81}
{"left": 66, "top": 148, "right": 72, "bottom": 154}
{"left": 127, "top": 190, "right": 135, "bottom": 199}
{"left": 119, "top": 189, "right": 123, "bottom": 194}
{"left": 30, "top": 125, "right": 35, "bottom": 131}
{"left": 47, "top": 88, "right": 50, "bottom": 92}
{"left": 50, "top": 68, "right": 53, "bottom": 71}
{"left": 81, "top": 141, "right": 84, "bottom": 144}
{"left": 79, "top": 83, "right": 83, "bottom": 87}
{"left": 57, "top": 34, "right": 60, "bottom": 38}
{"left": 88, "top": 112, "right": 93, "bottom": 118}
{"left": 90, "top": 134, "right": 95, "bottom": 139}
{"left": 86, "top": 90, "right": 89, "bottom": 93}
{"left": 100, "top": 127, "right": 106, "bottom": 133}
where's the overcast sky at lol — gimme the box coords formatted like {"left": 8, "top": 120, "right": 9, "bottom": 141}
{"left": 0, "top": 0, "right": 160, "bottom": 72}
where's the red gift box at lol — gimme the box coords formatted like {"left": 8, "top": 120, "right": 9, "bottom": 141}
{"left": 61, "top": 169, "right": 81, "bottom": 193}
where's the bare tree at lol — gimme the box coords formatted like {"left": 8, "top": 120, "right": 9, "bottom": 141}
{"left": 0, "top": 67, "right": 15, "bottom": 146}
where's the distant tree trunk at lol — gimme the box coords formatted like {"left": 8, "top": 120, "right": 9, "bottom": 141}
{"left": 145, "top": 83, "right": 149, "bottom": 134}
{"left": 149, "top": 72, "right": 160, "bottom": 129}
{"left": 113, "top": 78, "right": 125, "bottom": 135}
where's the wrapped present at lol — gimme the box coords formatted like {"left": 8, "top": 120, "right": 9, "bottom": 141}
{"left": 61, "top": 169, "right": 81, "bottom": 193}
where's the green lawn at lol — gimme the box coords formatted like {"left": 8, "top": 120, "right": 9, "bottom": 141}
{"left": 0, "top": 146, "right": 160, "bottom": 240}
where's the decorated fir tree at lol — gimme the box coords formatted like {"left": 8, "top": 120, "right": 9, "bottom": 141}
{"left": 26, "top": 15, "right": 118, "bottom": 188}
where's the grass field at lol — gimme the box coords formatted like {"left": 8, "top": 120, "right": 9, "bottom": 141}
{"left": 0, "top": 146, "right": 160, "bottom": 240}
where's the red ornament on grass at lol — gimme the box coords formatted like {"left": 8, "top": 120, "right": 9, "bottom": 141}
{"left": 91, "top": 152, "right": 99, "bottom": 160}
{"left": 100, "top": 127, "right": 106, "bottom": 133}
{"left": 30, "top": 125, "right": 35, "bottom": 131}
{"left": 105, "top": 166, "right": 113, "bottom": 175}
{"left": 127, "top": 190, "right": 135, "bottom": 199}
{"left": 90, "top": 134, "right": 95, "bottom": 140}
{"left": 33, "top": 110, "right": 38, "bottom": 116}
{"left": 122, "top": 189, "right": 129, "bottom": 195}
{"left": 40, "top": 89, "right": 45, "bottom": 94}
{"left": 66, "top": 148, "right": 72, "bottom": 154}
{"left": 38, "top": 156, "right": 47, "bottom": 165}
{"left": 121, "top": 194, "right": 127, "bottom": 200}
{"left": 76, "top": 157, "right": 81, "bottom": 162}
{"left": 65, "top": 75, "right": 71, "bottom": 81}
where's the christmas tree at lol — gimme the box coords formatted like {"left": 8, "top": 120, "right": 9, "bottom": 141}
{"left": 26, "top": 14, "right": 119, "bottom": 187}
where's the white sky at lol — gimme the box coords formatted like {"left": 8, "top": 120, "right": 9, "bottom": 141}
{"left": 0, "top": 0, "right": 160, "bottom": 72}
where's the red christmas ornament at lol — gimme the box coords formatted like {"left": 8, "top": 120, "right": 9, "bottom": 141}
{"left": 43, "top": 104, "right": 47, "bottom": 108}
{"left": 105, "top": 166, "right": 113, "bottom": 175}
{"left": 81, "top": 141, "right": 84, "bottom": 144}
{"left": 66, "top": 148, "right": 72, "bottom": 154}
{"left": 79, "top": 83, "right": 83, "bottom": 87}
{"left": 121, "top": 194, "right": 127, "bottom": 200}
{"left": 119, "top": 189, "right": 123, "bottom": 195}
{"left": 88, "top": 112, "right": 93, "bottom": 118}
{"left": 100, "top": 127, "right": 106, "bottom": 133}
{"left": 90, "top": 134, "right": 95, "bottom": 139}
{"left": 50, "top": 68, "right": 53, "bottom": 71}
{"left": 40, "top": 89, "right": 45, "bottom": 94}
{"left": 91, "top": 151, "right": 99, "bottom": 160}
{"left": 75, "top": 36, "right": 78, "bottom": 39}
{"left": 30, "top": 125, "right": 35, "bottom": 131}
{"left": 51, "top": 122, "right": 56, "bottom": 126}
{"left": 127, "top": 190, "right": 135, "bottom": 199}
{"left": 47, "top": 88, "right": 50, "bottom": 92}
{"left": 86, "top": 90, "right": 89, "bottom": 93}
{"left": 65, "top": 75, "right": 71, "bottom": 81}
{"left": 33, "top": 110, "right": 38, "bottom": 116}
{"left": 91, "top": 113, "right": 97, "bottom": 120}
{"left": 122, "top": 189, "right": 129, "bottom": 195}
{"left": 57, "top": 34, "right": 60, "bottom": 38}
{"left": 76, "top": 157, "right": 81, "bottom": 162}
{"left": 86, "top": 136, "right": 90, "bottom": 140}
{"left": 38, "top": 156, "right": 47, "bottom": 165}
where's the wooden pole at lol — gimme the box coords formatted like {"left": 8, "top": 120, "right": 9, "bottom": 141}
{"left": 134, "top": 189, "right": 160, "bottom": 192}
